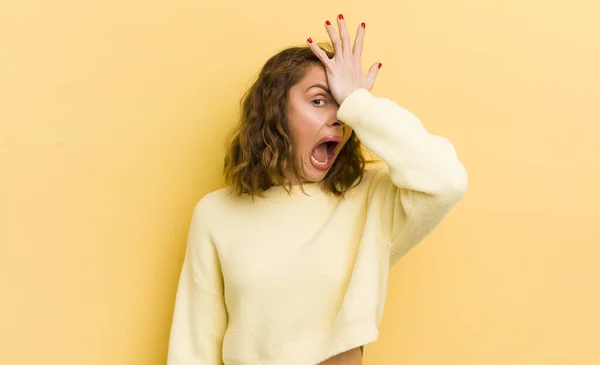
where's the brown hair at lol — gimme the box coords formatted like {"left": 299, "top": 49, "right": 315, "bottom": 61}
{"left": 223, "top": 43, "right": 369, "bottom": 198}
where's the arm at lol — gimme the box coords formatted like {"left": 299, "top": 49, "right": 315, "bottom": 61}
{"left": 306, "top": 17, "right": 466, "bottom": 265}
{"left": 337, "top": 88, "right": 468, "bottom": 266}
{"left": 167, "top": 199, "right": 227, "bottom": 364}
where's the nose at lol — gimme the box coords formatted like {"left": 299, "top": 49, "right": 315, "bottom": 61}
{"left": 327, "top": 119, "right": 344, "bottom": 128}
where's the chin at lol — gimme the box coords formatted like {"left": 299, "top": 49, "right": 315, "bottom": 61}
{"left": 302, "top": 169, "right": 328, "bottom": 183}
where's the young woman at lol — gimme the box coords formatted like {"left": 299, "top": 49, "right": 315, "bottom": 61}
{"left": 167, "top": 15, "right": 468, "bottom": 365}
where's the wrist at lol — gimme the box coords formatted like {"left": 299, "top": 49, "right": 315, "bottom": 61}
{"left": 337, "top": 87, "right": 360, "bottom": 105}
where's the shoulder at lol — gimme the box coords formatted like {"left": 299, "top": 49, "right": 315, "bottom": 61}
{"left": 363, "top": 163, "right": 388, "bottom": 180}
{"left": 195, "top": 186, "right": 231, "bottom": 208}
{"left": 355, "top": 163, "right": 391, "bottom": 190}
{"left": 190, "top": 187, "right": 238, "bottom": 224}
{"left": 337, "top": 163, "right": 390, "bottom": 202}
{"left": 192, "top": 184, "right": 258, "bottom": 215}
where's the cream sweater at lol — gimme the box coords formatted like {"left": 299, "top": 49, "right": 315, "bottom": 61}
{"left": 166, "top": 88, "right": 468, "bottom": 365}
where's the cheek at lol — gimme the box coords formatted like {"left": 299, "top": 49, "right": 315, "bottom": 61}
{"left": 289, "top": 119, "right": 320, "bottom": 146}
{"left": 289, "top": 124, "right": 311, "bottom": 150}
{"left": 287, "top": 124, "right": 311, "bottom": 162}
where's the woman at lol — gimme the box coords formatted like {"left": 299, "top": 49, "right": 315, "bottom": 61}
{"left": 167, "top": 15, "right": 468, "bottom": 365}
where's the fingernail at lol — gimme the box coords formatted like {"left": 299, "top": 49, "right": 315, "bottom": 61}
{"left": 378, "top": 63, "right": 382, "bottom": 69}
{"left": 338, "top": 14, "right": 344, "bottom": 20}
{"left": 307, "top": 37, "right": 313, "bottom": 44}
{"left": 361, "top": 22, "right": 366, "bottom": 28}
{"left": 326, "top": 20, "right": 331, "bottom": 26}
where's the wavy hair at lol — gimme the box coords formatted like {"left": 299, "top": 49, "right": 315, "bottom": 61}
{"left": 224, "top": 43, "right": 369, "bottom": 198}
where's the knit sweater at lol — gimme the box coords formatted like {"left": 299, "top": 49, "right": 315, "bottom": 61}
{"left": 166, "top": 88, "right": 468, "bottom": 365}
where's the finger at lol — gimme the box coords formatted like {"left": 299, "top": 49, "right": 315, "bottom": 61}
{"left": 307, "top": 38, "right": 332, "bottom": 66}
{"left": 336, "top": 14, "right": 351, "bottom": 56}
{"left": 324, "top": 19, "right": 343, "bottom": 56}
{"left": 366, "top": 62, "right": 382, "bottom": 88}
{"left": 352, "top": 22, "right": 366, "bottom": 64}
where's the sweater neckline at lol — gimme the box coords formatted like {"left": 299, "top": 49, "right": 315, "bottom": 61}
{"left": 260, "top": 181, "right": 326, "bottom": 201}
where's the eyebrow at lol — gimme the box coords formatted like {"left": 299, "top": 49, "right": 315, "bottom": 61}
{"left": 305, "top": 84, "right": 330, "bottom": 93}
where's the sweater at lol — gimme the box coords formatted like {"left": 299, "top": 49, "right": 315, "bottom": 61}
{"left": 166, "top": 88, "right": 468, "bottom": 365}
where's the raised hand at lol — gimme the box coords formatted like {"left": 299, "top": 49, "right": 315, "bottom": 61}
{"left": 307, "top": 14, "right": 381, "bottom": 105}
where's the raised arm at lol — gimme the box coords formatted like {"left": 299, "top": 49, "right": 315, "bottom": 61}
{"left": 308, "top": 16, "right": 467, "bottom": 266}
{"left": 337, "top": 88, "right": 468, "bottom": 266}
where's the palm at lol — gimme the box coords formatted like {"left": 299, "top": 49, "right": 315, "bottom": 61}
{"left": 307, "top": 15, "right": 381, "bottom": 105}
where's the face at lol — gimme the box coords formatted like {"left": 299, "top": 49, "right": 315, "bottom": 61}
{"left": 286, "top": 64, "right": 353, "bottom": 184}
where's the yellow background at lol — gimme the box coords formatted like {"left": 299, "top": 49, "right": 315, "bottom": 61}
{"left": 1, "top": 0, "right": 599, "bottom": 364}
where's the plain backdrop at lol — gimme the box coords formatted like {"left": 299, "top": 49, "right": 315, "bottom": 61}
{"left": 1, "top": 0, "right": 599, "bottom": 364}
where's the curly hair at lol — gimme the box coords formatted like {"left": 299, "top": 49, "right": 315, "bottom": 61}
{"left": 223, "top": 42, "right": 369, "bottom": 198}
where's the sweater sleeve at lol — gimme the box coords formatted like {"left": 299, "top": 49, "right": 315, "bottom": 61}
{"left": 337, "top": 88, "right": 468, "bottom": 267}
{"left": 167, "top": 199, "right": 228, "bottom": 365}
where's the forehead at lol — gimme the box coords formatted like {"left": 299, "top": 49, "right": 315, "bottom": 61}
{"left": 297, "top": 64, "right": 328, "bottom": 88}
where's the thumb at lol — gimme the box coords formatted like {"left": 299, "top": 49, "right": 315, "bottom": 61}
{"left": 366, "top": 62, "right": 382, "bottom": 88}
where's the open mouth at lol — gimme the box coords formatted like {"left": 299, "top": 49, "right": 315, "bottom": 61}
{"left": 310, "top": 140, "right": 339, "bottom": 170}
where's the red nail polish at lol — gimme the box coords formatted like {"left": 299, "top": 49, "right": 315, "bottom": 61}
{"left": 378, "top": 63, "right": 382, "bottom": 69}
{"left": 361, "top": 22, "right": 366, "bottom": 28}
{"left": 307, "top": 37, "right": 313, "bottom": 44}
{"left": 338, "top": 14, "right": 344, "bottom": 20}
{"left": 326, "top": 20, "right": 331, "bottom": 26}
